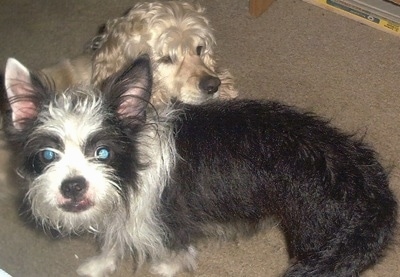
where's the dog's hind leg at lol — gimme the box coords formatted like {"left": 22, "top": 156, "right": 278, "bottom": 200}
{"left": 283, "top": 213, "right": 396, "bottom": 277}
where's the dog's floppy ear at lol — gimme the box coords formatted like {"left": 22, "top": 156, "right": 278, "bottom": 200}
{"left": 4, "top": 58, "right": 41, "bottom": 130}
{"left": 104, "top": 54, "right": 152, "bottom": 121}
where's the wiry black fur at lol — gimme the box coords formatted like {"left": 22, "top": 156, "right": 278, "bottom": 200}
{"left": 158, "top": 99, "right": 397, "bottom": 276}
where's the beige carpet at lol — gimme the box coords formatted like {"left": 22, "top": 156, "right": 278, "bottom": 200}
{"left": 1, "top": 0, "right": 400, "bottom": 276}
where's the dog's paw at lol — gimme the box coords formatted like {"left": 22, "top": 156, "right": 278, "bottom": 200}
{"left": 150, "top": 246, "right": 197, "bottom": 277}
{"left": 77, "top": 255, "right": 117, "bottom": 277}
{"left": 150, "top": 262, "right": 181, "bottom": 277}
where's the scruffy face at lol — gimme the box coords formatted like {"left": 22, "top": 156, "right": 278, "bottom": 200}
{"left": 22, "top": 100, "right": 129, "bottom": 232}
{"left": 4, "top": 56, "right": 151, "bottom": 233}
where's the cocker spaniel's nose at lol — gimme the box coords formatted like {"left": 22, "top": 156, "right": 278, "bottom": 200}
{"left": 199, "top": 75, "right": 221, "bottom": 94}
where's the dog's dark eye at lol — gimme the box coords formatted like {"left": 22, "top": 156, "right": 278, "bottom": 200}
{"left": 196, "top": 46, "right": 203, "bottom": 56}
{"left": 95, "top": 146, "right": 111, "bottom": 162}
{"left": 32, "top": 149, "right": 58, "bottom": 173}
{"left": 159, "top": 56, "right": 173, "bottom": 64}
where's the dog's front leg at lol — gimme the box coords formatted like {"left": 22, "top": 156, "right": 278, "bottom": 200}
{"left": 77, "top": 242, "right": 121, "bottom": 277}
{"left": 150, "top": 245, "right": 198, "bottom": 277}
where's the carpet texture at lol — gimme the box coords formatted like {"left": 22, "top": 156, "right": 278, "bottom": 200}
{"left": 1, "top": 1, "right": 399, "bottom": 276}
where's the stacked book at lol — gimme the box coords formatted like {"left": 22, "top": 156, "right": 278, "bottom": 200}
{"left": 304, "top": 0, "right": 400, "bottom": 36}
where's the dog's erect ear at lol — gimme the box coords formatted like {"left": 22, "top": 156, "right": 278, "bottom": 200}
{"left": 104, "top": 54, "right": 152, "bottom": 121}
{"left": 4, "top": 58, "right": 40, "bottom": 130}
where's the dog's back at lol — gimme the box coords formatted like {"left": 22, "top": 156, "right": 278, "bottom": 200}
{"left": 160, "top": 99, "right": 397, "bottom": 276}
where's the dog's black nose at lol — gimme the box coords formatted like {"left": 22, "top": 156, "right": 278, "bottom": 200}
{"left": 61, "top": 176, "right": 87, "bottom": 199}
{"left": 199, "top": 75, "right": 221, "bottom": 94}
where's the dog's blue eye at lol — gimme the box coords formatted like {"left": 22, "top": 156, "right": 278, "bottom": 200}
{"left": 95, "top": 146, "right": 110, "bottom": 161}
{"left": 32, "top": 149, "right": 58, "bottom": 174}
{"left": 43, "top": 149, "right": 56, "bottom": 161}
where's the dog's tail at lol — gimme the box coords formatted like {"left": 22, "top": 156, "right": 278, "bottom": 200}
{"left": 40, "top": 54, "right": 92, "bottom": 92}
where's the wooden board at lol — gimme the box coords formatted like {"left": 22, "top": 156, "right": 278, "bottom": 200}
{"left": 249, "top": 0, "right": 275, "bottom": 17}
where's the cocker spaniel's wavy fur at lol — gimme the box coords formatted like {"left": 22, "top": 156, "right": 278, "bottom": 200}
{"left": 43, "top": 1, "right": 238, "bottom": 107}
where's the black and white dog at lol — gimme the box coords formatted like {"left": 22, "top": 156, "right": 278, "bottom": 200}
{"left": 3, "top": 55, "right": 397, "bottom": 277}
